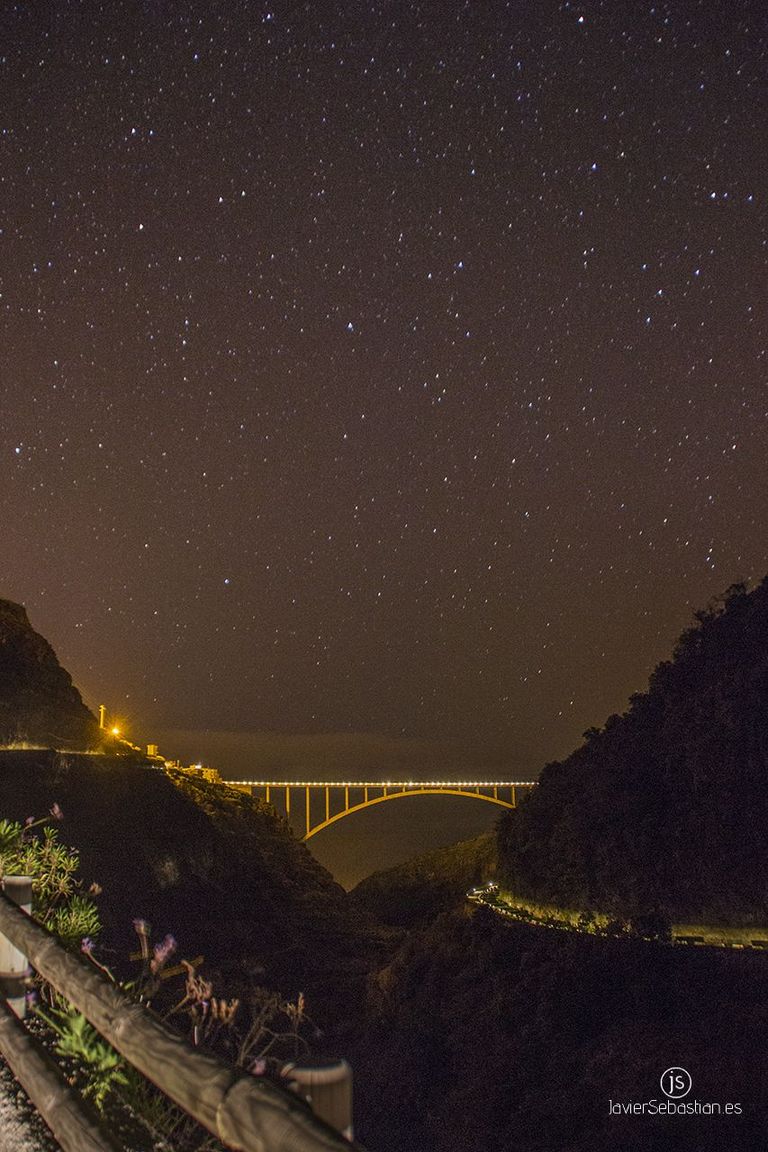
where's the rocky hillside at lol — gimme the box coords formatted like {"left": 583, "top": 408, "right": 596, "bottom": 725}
{"left": 0, "top": 751, "right": 385, "bottom": 1015}
{"left": 349, "top": 905, "right": 768, "bottom": 1152}
{"left": 0, "top": 599, "right": 99, "bottom": 748}
{"left": 352, "top": 832, "right": 496, "bottom": 927}
{"left": 497, "top": 579, "right": 768, "bottom": 924}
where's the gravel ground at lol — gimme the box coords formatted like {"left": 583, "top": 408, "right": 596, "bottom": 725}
{"left": 0, "top": 1057, "right": 59, "bottom": 1152}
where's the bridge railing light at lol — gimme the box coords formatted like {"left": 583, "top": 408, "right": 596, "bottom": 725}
{"left": 225, "top": 779, "right": 538, "bottom": 788}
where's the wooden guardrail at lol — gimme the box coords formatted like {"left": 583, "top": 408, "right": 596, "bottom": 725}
{"left": 0, "top": 995, "right": 121, "bottom": 1152}
{"left": 0, "top": 889, "right": 363, "bottom": 1152}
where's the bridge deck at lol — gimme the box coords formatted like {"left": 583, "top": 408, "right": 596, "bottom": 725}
{"left": 228, "top": 780, "right": 537, "bottom": 787}
{"left": 226, "top": 780, "right": 537, "bottom": 839}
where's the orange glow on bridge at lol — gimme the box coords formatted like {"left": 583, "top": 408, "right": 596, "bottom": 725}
{"left": 228, "top": 779, "right": 537, "bottom": 840}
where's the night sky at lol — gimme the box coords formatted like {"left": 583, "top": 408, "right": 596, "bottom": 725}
{"left": 2, "top": 2, "right": 767, "bottom": 877}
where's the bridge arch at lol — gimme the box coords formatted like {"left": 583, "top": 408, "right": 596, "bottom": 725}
{"left": 229, "top": 780, "right": 536, "bottom": 840}
{"left": 303, "top": 786, "right": 518, "bottom": 840}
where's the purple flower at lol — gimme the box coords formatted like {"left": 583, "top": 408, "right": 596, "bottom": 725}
{"left": 50, "top": 803, "right": 64, "bottom": 822}
{"left": 150, "top": 933, "right": 177, "bottom": 973}
{"left": 24, "top": 816, "right": 34, "bottom": 827}
{"left": 81, "top": 937, "right": 95, "bottom": 955}
{"left": 132, "top": 918, "right": 150, "bottom": 936}
{"left": 249, "top": 1059, "right": 267, "bottom": 1076}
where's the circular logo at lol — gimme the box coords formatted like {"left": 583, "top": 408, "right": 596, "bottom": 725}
{"left": 660, "top": 1067, "right": 692, "bottom": 1099}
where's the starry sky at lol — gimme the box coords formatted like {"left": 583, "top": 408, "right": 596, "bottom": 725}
{"left": 2, "top": 2, "right": 767, "bottom": 847}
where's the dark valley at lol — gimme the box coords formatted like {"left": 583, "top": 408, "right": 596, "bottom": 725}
{"left": 2, "top": 586, "right": 768, "bottom": 1150}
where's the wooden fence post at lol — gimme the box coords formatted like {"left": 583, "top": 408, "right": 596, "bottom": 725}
{"left": 0, "top": 875, "right": 32, "bottom": 1018}
{"left": 285, "top": 1059, "right": 354, "bottom": 1141}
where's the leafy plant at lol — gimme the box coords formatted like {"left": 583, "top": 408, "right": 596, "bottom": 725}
{"left": 0, "top": 817, "right": 21, "bottom": 854}
{"left": 36, "top": 1002, "right": 129, "bottom": 1111}
{"left": 44, "top": 894, "right": 101, "bottom": 948}
{"left": 0, "top": 808, "right": 100, "bottom": 948}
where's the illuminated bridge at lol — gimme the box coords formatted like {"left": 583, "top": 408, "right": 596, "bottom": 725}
{"left": 227, "top": 780, "right": 537, "bottom": 840}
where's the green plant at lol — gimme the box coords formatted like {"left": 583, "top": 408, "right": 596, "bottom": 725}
{"left": 0, "top": 810, "right": 101, "bottom": 948}
{"left": 44, "top": 894, "right": 102, "bottom": 948}
{"left": 34, "top": 1005, "right": 219, "bottom": 1149}
{"left": 36, "top": 1002, "right": 129, "bottom": 1111}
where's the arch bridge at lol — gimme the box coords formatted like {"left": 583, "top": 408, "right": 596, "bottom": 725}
{"left": 228, "top": 780, "right": 537, "bottom": 840}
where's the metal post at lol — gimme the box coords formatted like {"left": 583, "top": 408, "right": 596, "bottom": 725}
{"left": 0, "top": 876, "right": 32, "bottom": 1018}
{"left": 284, "top": 1059, "right": 354, "bottom": 1141}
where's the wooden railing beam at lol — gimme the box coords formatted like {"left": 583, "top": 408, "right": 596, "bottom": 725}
{"left": 0, "top": 894, "right": 362, "bottom": 1152}
{"left": 0, "top": 997, "right": 121, "bottom": 1152}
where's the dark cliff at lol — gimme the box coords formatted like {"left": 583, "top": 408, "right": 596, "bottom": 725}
{"left": 0, "top": 600, "right": 386, "bottom": 1063}
{"left": 352, "top": 832, "right": 496, "bottom": 927}
{"left": 349, "top": 906, "right": 768, "bottom": 1152}
{"left": 0, "top": 751, "right": 383, "bottom": 1009}
{"left": 497, "top": 579, "right": 768, "bottom": 923}
{"left": 0, "top": 599, "right": 99, "bottom": 748}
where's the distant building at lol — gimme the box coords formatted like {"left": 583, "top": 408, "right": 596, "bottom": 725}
{"left": 187, "top": 764, "right": 223, "bottom": 784}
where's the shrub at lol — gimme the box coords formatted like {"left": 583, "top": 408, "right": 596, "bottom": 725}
{"left": 0, "top": 810, "right": 101, "bottom": 950}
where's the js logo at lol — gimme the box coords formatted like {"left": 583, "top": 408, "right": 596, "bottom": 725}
{"left": 660, "top": 1067, "right": 692, "bottom": 1099}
